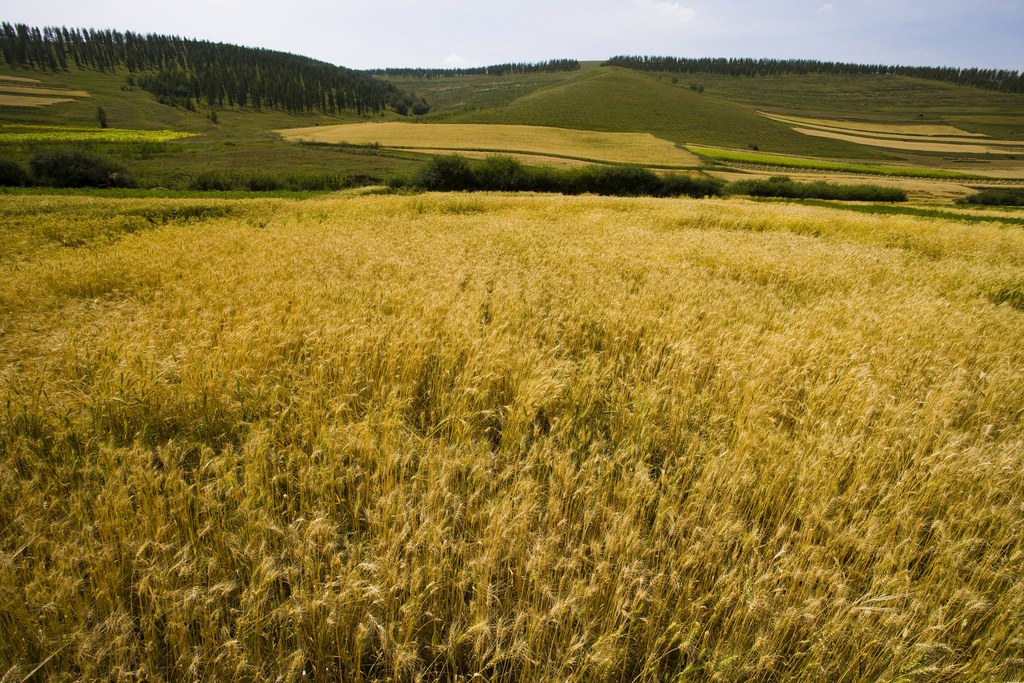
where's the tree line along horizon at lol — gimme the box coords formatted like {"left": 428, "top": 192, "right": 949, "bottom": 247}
{"left": 1, "top": 22, "right": 1022, "bottom": 122}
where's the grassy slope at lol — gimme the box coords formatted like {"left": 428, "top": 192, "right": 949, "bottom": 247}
{"left": 667, "top": 72, "right": 1024, "bottom": 140}
{"left": 445, "top": 67, "right": 891, "bottom": 158}
{"left": 0, "top": 65, "right": 423, "bottom": 187}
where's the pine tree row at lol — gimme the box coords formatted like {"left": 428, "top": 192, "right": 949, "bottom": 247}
{"left": 602, "top": 56, "right": 1024, "bottom": 94}
{"left": 365, "top": 59, "right": 580, "bottom": 80}
{"left": 0, "top": 22, "right": 408, "bottom": 116}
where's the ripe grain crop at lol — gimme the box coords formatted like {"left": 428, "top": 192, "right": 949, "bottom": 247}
{"left": 276, "top": 122, "right": 700, "bottom": 168}
{"left": 1, "top": 193, "right": 1023, "bottom": 682}
{"left": 759, "top": 113, "right": 987, "bottom": 138}
{"left": 690, "top": 146, "right": 989, "bottom": 179}
{"left": 792, "top": 127, "right": 1024, "bottom": 155}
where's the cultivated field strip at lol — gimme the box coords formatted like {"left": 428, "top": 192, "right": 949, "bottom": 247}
{"left": 1, "top": 194, "right": 1023, "bottom": 682}
{"left": 275, "top": 122, "right": 701, "bottom": 168}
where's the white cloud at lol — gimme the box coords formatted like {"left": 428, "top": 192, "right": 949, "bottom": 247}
{"left": 817, "top": 4, "right": 834, "bottom": 12}
{"left": 443, "top": 53, "right": 469, "bottom": 67}
{"left": 634, "top": 0, "right": 696, "bottom": 26}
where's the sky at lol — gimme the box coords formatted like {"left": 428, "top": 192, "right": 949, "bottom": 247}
{"left": 1, "top": 0, "right": 1022, "bottom": 71}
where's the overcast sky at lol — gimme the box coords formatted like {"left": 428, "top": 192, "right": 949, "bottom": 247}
{"left": 2, "top": 1, "right": 1022, "bottom": 71}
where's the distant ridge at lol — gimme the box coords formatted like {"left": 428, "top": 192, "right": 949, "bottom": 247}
{"left": 0, "top": 22, "right": 407, "bottom": 116}
{"left": 365, "top": 59, "right": 580, "bottom": 79}
{"left": 603, "top": 56, "right": 1024, "bottom": 93}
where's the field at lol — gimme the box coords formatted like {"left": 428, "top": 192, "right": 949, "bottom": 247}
{"left": 790, "top": 127, "right": 1024, "bottom": 156}
{"left": 688, "top": 147, "right": 990, "bottom": 179}
{"left": 0, "top": 125, "right": 195, "bottom": 143}
{"left": 2, "top": 192, "right": 1023, "bottom": 682}
{"left": 276, "top": 123, "right": 701, "bottom": 167}
{"left": 757, "top": 113, "right": 988, "bottom": 139}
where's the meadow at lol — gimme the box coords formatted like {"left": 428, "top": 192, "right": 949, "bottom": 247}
{"left": 2, "top": 192, "right": 1023, "bottom": 682}
{"left": 276, "top": 123, "right": 701, "bottom": 168}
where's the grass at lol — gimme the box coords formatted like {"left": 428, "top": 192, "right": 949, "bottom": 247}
{"left": 691, "top": 146, "right": 992, "bottom": 179}
{"left": 0, "top": 66, "right": 422, "bottom": 188}
{"left": 277, "top": 122, "right": 701, "bottom": 168}
{"left": 648, "top": 72, "right": 1024, "bottom": 140}
{"left": 0, "top": 125, "right": 195, "bottom": 143}
{"left": 2, "top": 193, "right": 1024, "bottom": 681}
{"left": 444, "top": 68, "right": 891, "bottom": 158}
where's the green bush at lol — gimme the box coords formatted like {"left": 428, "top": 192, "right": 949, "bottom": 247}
{"left": 189, "top": 171, "right": 233, "bottom": 191}
{"left": 957, "top": 189, "right": 1024, "bottom": 206}
{"left": 726, "top": 175, "right": 907, "bottom": 202}
{"left": 30, "top": 149, "right": 135, "bottom": 188}
{"left": 0, "top": 157, "right": 30, "bottom": 186}
{"left": 415, "top": 154, "right": 476, "bottom": 191}
{"left": 408, "top": 154, "right": 725, "bottom": 198}
{"left": 474, "top": 155, "right": 533, "bottom": 191}
{"left": 657, "top": 172, "right": 724, "bottom": 198}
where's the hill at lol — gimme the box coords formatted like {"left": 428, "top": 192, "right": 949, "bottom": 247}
{"left": 444, "top": 67, "right": 888, "bottom": 159}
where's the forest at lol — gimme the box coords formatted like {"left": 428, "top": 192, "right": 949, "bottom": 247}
{"left": 0, "top": 22, "right": 406, "bottom": 116}
{"left": 603, "top": 55, "right": 1024, "bottom": 93}
{"left": 366, "top": 59, "right": 580, "bottom": 79}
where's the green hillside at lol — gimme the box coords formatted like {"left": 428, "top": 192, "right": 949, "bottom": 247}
{"left": 445, "top": 67, "right": 889, "bottom": 158}
{"left": 0, "top": 65, "right": 423, "bottom": 189}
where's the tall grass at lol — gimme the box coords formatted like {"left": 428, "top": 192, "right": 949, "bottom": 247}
{"left": 2, "top": 194, "right": 1023, "bottom": 682}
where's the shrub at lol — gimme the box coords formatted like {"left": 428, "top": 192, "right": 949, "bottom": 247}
{"left": 244, "top": 173, "right": 283, "bottom": 192}
{"left": 658, "top": 173, "right": 725, "bottom": 198}
{"left": 475, "top": 155, "right": 533, "bottom": 191}
{"left": 30, "top": 149, "right": 135, "bottom": 188}
{"left": 189, "top": 171, "right": 234, "bottom": 191}
{"left": 415, "top": 154, "right": 476, "bottom": 191}
{"left": 957, "top": 189, "right": 1024, "bottom": 206}
{"left": 726, "top": 175, "right": 907, "bottom": 202}
{"left": 0, "top": 157, "right": 29, "bottom": 186}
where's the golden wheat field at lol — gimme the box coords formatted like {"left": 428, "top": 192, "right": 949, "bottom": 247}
{"left": 275, "top": 123, "right": 701, "bottom": 168}
{"left": 2, "top": 193, "right": 1024, "bottom": 682}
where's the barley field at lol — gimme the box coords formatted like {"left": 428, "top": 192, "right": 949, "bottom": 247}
{"left": 275, "top": 123, "right": 700, "bottom": 167}
{"left": 758, "top": 113, "right": 987, "bottom": 139}
{"left": 2, "top": 193, "right": 1023, "bottom": 682}
{"left": 790, "top": 128, "right": 1024, "bottom": 156}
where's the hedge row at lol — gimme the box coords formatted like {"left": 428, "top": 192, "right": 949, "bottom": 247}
{"left": 0, "top": 150, "right": 135, "bottom": 188}
{"left": 725, "top": 175, "right": 908, "bottom": 202}
{"left": 956, "top": 188, "right": 1024, "bottom": 206}
{"left": 391, "top": 155, "right": 908, "bottom": 202}
{"left": 389, "top": 155, "right": 725, "bottom": 198}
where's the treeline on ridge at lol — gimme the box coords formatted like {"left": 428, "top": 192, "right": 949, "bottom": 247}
{"left": 390, "top": 154, "right": 907, "bottom": 201}
{"left": 0, "top": 23, "right": 408, "bottom": 116}
{"left": 365, "top": 59, "right": 580, "bottom": 79}
{"left": 602, "top": 55, "right": 1024, "bottom": 93}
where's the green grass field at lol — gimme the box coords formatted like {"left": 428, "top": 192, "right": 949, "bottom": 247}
{"left": 445, "top": 68, "right": 890, "bottom": 158}
{"left": 4, "top": 62, "right": 1024, "bottom": 189}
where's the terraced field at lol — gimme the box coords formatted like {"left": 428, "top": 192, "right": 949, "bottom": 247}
{"left": 276, "top": 122, "right": 701, "bottom": 167}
